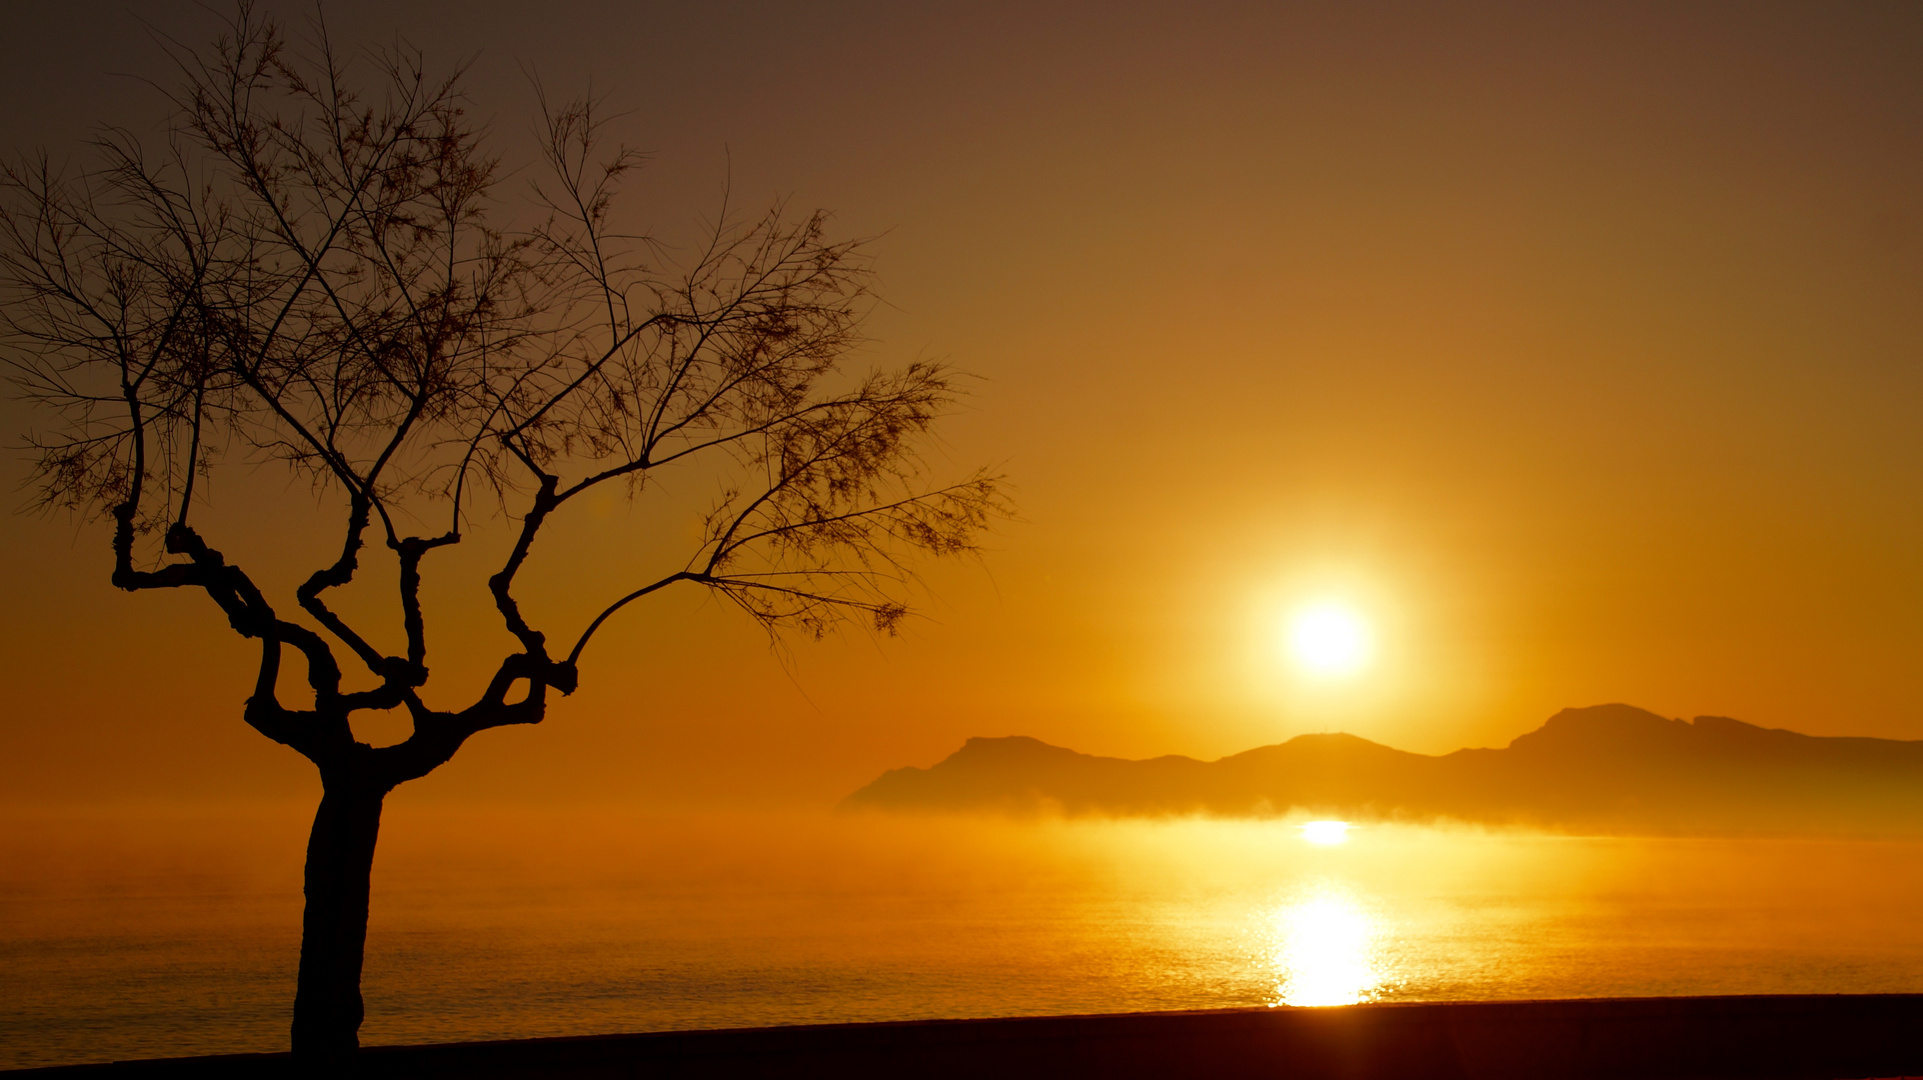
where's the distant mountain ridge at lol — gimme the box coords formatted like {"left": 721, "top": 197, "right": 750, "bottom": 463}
{"left": 843, "top": 704, "right": 1923, "bottom": 835}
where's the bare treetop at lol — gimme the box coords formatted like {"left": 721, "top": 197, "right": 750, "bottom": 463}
{"left": 2, "top": 5, "right": 1003, "bottom": 680}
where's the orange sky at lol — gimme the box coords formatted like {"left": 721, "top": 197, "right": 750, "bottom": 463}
{"left": 3, "top": 0, "right": 1921, "bottom": 810}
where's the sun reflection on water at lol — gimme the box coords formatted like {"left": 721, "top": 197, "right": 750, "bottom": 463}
{"left": 1299, "top": 820, "right": 1351, "bottom": 845}
{"left": 1263, "top": 886, "right": 1388, "bottom": 1006}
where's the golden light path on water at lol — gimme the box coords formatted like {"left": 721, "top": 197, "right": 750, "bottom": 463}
{"left": 1265, "top": 820, "right": 1388, "bottom": 1007}
{"left": 1300, "top": 820, "right": 1352, "bottom": 845}
{"left": 1267, "top": 888, "right": 1385, "bottom": 1006}
{"left": 11, "top": 808, "right": 1923, "bottom": 1070}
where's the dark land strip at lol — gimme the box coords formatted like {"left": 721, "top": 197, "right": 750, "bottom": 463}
{"left": 19, "top": 994, "right": 1923, "bottom": 1078}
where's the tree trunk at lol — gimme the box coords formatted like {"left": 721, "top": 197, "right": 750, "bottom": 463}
{"left": 291, "top": 779, "right": 386, "bottom": 1065}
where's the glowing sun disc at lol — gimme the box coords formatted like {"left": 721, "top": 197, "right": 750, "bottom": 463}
{"left": 1288, "top": 605, "right": 1371, "bottom": 675}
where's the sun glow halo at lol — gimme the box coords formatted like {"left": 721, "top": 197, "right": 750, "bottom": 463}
{"left": 1287, "top": 604, "right": 1372, "bottom": 675}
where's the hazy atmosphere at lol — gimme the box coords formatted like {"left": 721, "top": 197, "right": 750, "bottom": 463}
{"left": 5, "top": 0, "right": 1922, "bottom": 812}
{"left": 3, "top": 2, "right": 1922, "bottom": 1072}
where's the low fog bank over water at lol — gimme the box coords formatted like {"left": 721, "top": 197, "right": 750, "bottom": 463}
{"left": 5, "top": 805, "right": 1922, "bottom": 1068}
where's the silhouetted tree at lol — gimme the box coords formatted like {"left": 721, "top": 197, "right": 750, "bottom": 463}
{"left": 0, "top": 6, "right": 1002, "bottom": 1065}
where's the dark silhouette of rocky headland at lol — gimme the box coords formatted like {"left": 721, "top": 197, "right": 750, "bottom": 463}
{"left": 844, "top": 704, "right": 1923, "bottom": 834}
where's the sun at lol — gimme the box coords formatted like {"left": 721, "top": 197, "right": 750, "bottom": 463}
{"left": 1287, "top": 604, "right": 1372, "bottom": 676}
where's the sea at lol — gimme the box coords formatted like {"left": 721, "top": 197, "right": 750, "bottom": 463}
{"left": 4, "top": 804, "right": 1922, "bottom": 1070}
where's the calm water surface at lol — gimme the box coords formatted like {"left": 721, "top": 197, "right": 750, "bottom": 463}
{"left": 3, "top": 806, "right": 1921, "bottom": 1069}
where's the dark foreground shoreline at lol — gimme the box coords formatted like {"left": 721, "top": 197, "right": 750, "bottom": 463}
{"left": 21, "top": 995, "right": 1923, "bottom": 1078}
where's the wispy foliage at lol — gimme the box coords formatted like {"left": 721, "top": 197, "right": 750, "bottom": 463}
{"left": 0, "top": 2, "right": 1007, "bottom": 773}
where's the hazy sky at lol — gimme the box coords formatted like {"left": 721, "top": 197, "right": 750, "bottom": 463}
{"left": 3, "top": 1, "right": 1921, "bottom": 809}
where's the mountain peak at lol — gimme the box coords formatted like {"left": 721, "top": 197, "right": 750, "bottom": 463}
{"left": 959, "top": 734, "right": 1068, "bottom": 755}
{"left": 1506, "top": 704, "right": 1687, "bottom": 753}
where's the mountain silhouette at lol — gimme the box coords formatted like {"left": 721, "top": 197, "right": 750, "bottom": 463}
{"left": 843, "top": 704, "right": 1923, "bottom": 834}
